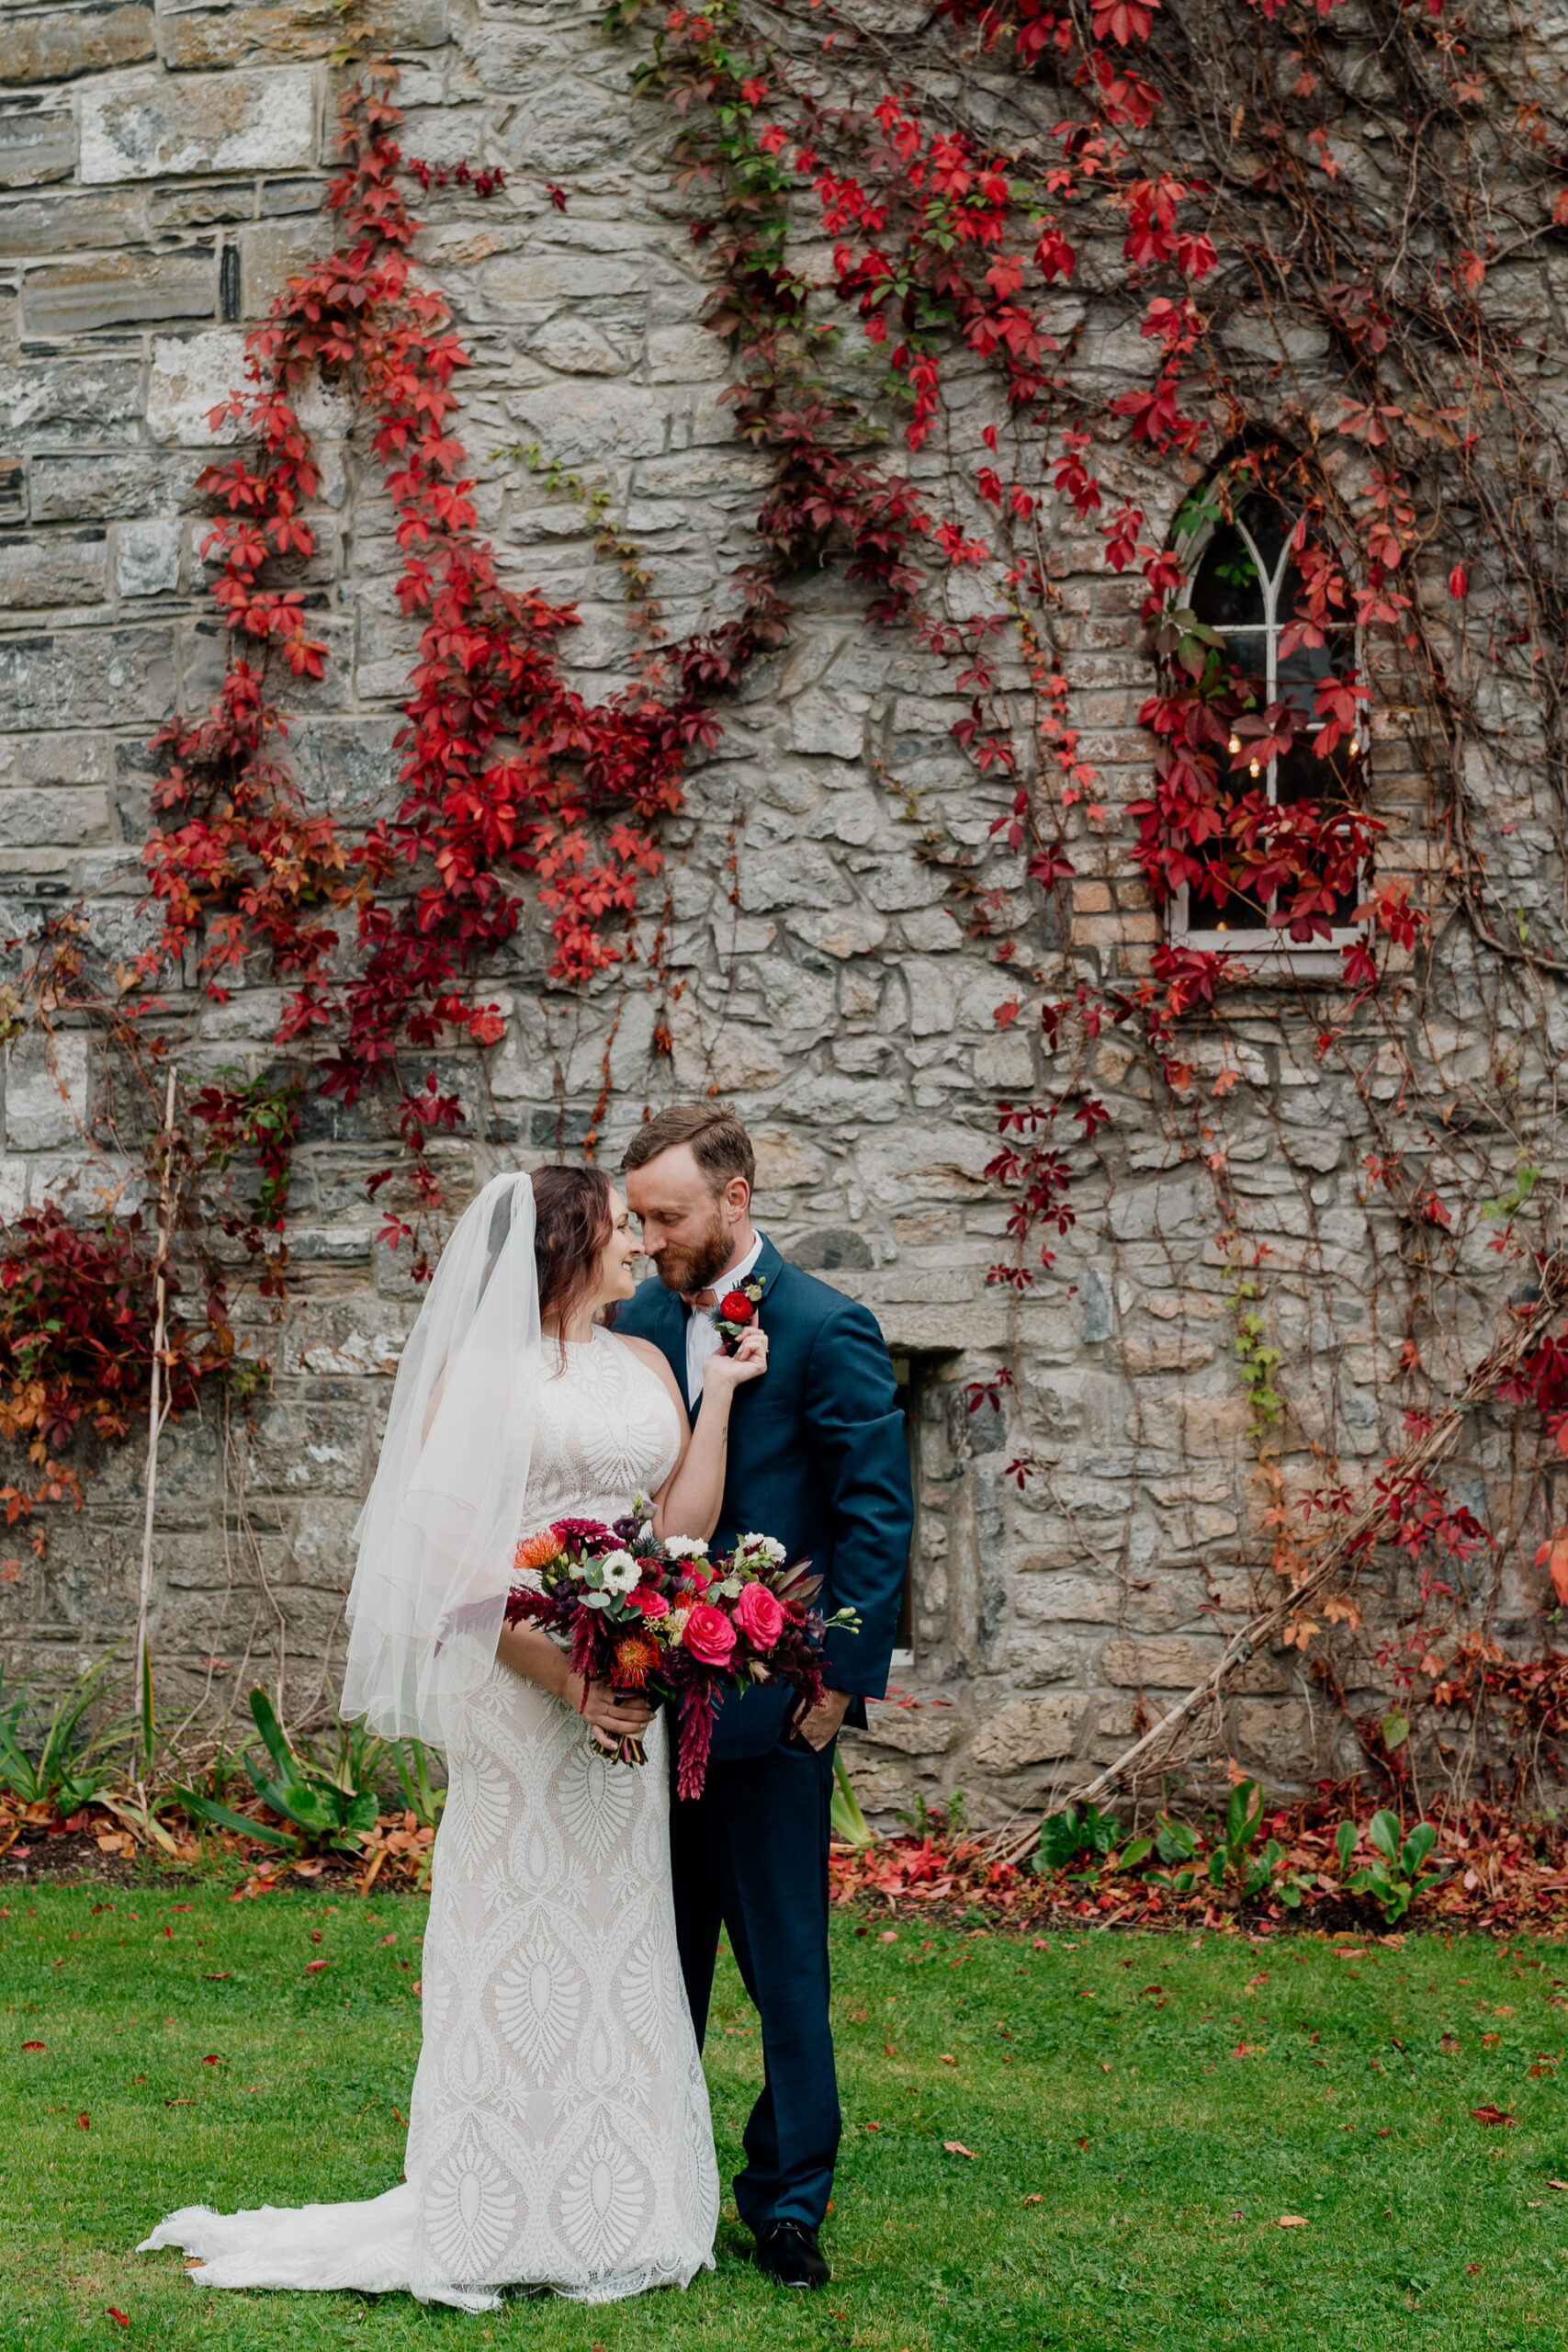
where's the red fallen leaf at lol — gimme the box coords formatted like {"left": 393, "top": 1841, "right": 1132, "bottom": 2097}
{"left": 304, "top": 1959, "right": 331, "bottom": 1974}
{"left": 76, "top": 2112, "right": 90, "bottom": 2130}
{"left": 203, "top": 1973, "right": 231, "bottom": 1982}
{"left": 201, "top": 2055, "right": 221, "bottom": 2066}
{"left": 21, "top": 2041, "right": 45, "bottom": 2052}
{"left": 169, "top": 1904, "right": 194, "bottom": 1914}
{"left": 378, "top": 1932, "right": 398, "bottom": 1947}
{"left": 107, "top": 2310, "right": 130, "bottom": 2329}
{"left": 1472, "top": 2105, "right": 1516, "bottom": 2128}
{"left": 943, "top": 2141, "right": 977, "bottom": 2158}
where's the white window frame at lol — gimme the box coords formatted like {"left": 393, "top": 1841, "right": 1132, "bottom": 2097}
{"left": 1168, "top": 503, "right": 1370, "bottom": 978}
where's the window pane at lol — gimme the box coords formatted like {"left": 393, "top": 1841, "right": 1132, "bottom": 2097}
{"left": 1273, "top": 732, "right": 1361, "bottom": 925}
{"left": 1190, "top": 524, "right": 1267, "bottom": 630}
{"left": 1236, "top": 490, "right": 1293, "bottom": 578}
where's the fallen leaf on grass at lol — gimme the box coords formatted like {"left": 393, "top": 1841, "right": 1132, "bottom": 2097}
{"left": 107, "top": 2311, "right": 129, "bottom": 2329}
{"left": 378, "top": 1933, "right": 398, "bottom": 1947}
{"left": 164, "top": 2098, "right": 196, "bottom": 2109}
{"left": 20, "top": 2041, "right": 44, "bottom": 2052}
{"left": 943, "top": 2142, "right": 977, "bottom": 2159}
{"left": 75, "top": 2113, "right": 89, "bottom": 2130}
{"left": 304, "top": 1960, "right": 332, "bottom": 1974}
{"left": 1279, "top": 2215, "right": 1311, "bottom": 2227}
{"left": 1549, "top": 2179, "right": 1568, "bottom": 2190}
{"left": 202, "top": 1973, "right": 231, "bottom": 1983}
{"left": 1472, "top": 2106, "right": 1516, "bottom": 2128}
{"left": 940, "top": 2053, "right": 957, "bottom": 2066}
{"left": 1022, "top": 2194, "right": 1043, "bottom": 2205}
{"left": 201, "top": 2055, "right": 221, "bottom": 2067}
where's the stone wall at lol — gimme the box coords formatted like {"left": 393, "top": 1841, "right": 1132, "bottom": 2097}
{"left": 2, "top": 0, "right": 1562, "bottom": 1819}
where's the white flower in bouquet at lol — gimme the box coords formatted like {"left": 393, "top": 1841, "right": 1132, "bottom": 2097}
{"left": 739, "top": 1532, "right": 786, "bottom": 1565}
{"left": 601, "top": 1548, "right": 640, "bottom": 1594}
{"left": 664, "top": 1533, "right": 708, "bottom": 1558}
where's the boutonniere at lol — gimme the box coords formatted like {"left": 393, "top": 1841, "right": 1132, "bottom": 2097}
{"left": 714, "top": 1272, "right": 767, "bottom": 1353}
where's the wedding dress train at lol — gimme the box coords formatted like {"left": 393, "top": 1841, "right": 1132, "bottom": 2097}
{"left": 141, "top": 1329, "right": 720, "bottom": 2311}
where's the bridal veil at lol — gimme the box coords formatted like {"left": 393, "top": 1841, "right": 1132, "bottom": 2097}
{"left": 342, "top": 1170, "right": 543, "bottom": 1747}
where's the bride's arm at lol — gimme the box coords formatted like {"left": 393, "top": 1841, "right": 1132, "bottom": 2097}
{"left": 622, "top": 1330, "right": 768, "bottom": 1543}
{"left": 494, "top": 1619, "right": 655, "bottom": 1748}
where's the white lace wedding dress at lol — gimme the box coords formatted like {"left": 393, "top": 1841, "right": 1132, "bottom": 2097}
{"left": 141, "top": 1329, "right": 719, "bottom": 2312}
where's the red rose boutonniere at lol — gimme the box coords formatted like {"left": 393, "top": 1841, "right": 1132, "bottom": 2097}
{"left": 714, "top": 1272, "right": 766, "bottom": 1354}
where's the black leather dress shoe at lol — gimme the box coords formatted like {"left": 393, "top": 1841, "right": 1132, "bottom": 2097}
{"left": 753, "top": 2218, "right": 829, "bottom": 2290}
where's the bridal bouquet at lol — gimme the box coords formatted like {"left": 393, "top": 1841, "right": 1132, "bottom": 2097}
{"left": 504, "top": 1506, "right": 859, "bottom": 1799}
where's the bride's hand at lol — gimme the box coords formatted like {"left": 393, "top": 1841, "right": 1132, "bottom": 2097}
{"left": 701, "top": 1328, "right": 768, "bottom": 1398}
{"left": 571, "top": 1674, "right": 656, "bottom": 1748}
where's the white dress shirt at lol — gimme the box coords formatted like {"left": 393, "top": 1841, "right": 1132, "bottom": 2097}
{"left": 684, "top": 1231, "right": 764, "bottom": 1408}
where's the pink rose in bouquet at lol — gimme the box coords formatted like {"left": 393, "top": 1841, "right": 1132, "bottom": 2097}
{"left": 628, "top": 1585, "right": 670, "bottom": 1620}
{"left": 733, "top": 1579, "right": 784, "bottom": 1649}
{"left": 681, "top": 1600, "right": 737, "bottom": 1667}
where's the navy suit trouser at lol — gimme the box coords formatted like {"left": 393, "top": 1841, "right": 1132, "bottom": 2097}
{"left": 670, "top": 1737, "right": 840, "bottom": 2234}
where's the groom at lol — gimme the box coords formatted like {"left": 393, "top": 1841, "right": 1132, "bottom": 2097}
{"left": 619, "top": 1103, "right": 912, "bottom": 2290}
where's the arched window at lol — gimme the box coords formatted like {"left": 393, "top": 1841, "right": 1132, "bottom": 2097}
{"left": 1170, "top": 477, "right": 1369, "bottom": 967}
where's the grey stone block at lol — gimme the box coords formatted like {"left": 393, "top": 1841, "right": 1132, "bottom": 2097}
{"left": 115, "top": 519, "right": 180, "bottom": 597}
{"left": 0, "top": 785, "right": 113, "bottom": 848}
{"left": 0, "top": 190, "right": 145, "bottom": 262}
{"left": 0, "top": 530, "right": 107, "bottom": 607}
{"left": 0, "top": 357, "right": 142, "bottom": 442}
{"left": 0, "top": 629, "right": 175, "bottom": 730}
{"left": 23, "top": 249, "right": 214, "bottom": 337}
{"left": 29, "top": 453, "right": 197, "bottom": 525}
{"left": 0, "top": 105, "right": 76, "bottom": 187}
{"left": 80, "top": 65, "right": 316, "bottom": 184}
{"left": 1, "top": 4, "right": 155, "bottom": 88}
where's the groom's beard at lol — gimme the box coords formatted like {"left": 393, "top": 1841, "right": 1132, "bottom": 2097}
{"left": 652, "top": 1205, "right": 735, "bottom": 1297}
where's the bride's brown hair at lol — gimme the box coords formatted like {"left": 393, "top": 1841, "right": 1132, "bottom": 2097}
{"left": 532, "top": 1165, "right": 615, "bottom": 1340}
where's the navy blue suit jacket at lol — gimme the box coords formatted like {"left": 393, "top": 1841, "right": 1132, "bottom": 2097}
{"left": 615, "top": 1237, "right": 913, "bottom": 1759}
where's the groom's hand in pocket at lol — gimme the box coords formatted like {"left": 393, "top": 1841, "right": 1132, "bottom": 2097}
{"left": 791, "top": 1687, "right": 852, "bottom": 1750}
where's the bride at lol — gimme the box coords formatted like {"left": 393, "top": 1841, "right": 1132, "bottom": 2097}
{"left": 141, "top": 1165, "right": 767, "bottom": 2311}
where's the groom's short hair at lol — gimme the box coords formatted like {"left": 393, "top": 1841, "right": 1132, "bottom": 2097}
{"left": 624, "top": 1102, "right": 754, "bottom": 1198}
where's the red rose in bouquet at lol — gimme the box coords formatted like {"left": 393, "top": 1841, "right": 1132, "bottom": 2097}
{"left": 681, "top": 1600, "right": 737, "bottom": 1667}
{"left": 504, "top": 1510, "right": 858, "bottom": 1798}
{"left": 733, "top": 1578, "right": 784, "bottom": 1648}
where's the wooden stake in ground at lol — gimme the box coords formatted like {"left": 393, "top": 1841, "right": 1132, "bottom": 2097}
{"left": 134, "top": 1065, "right": 178, "bottom": 1774}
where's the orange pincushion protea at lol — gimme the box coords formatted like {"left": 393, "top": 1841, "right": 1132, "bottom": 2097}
{"left": 514, "top": 1526, "right": 564, "bottom": 1572}
{"left": 612, "top": 1633, "right": 660, "bottom": 1689}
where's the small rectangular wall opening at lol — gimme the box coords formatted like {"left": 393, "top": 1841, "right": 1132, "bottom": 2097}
{"left": 890, "top": 1350, "right": 961, "bottom": 1668}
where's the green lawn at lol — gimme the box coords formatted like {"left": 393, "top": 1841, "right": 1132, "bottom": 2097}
{"left": 3, "top": 1890, "right": 1568, "bottom": 2348}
